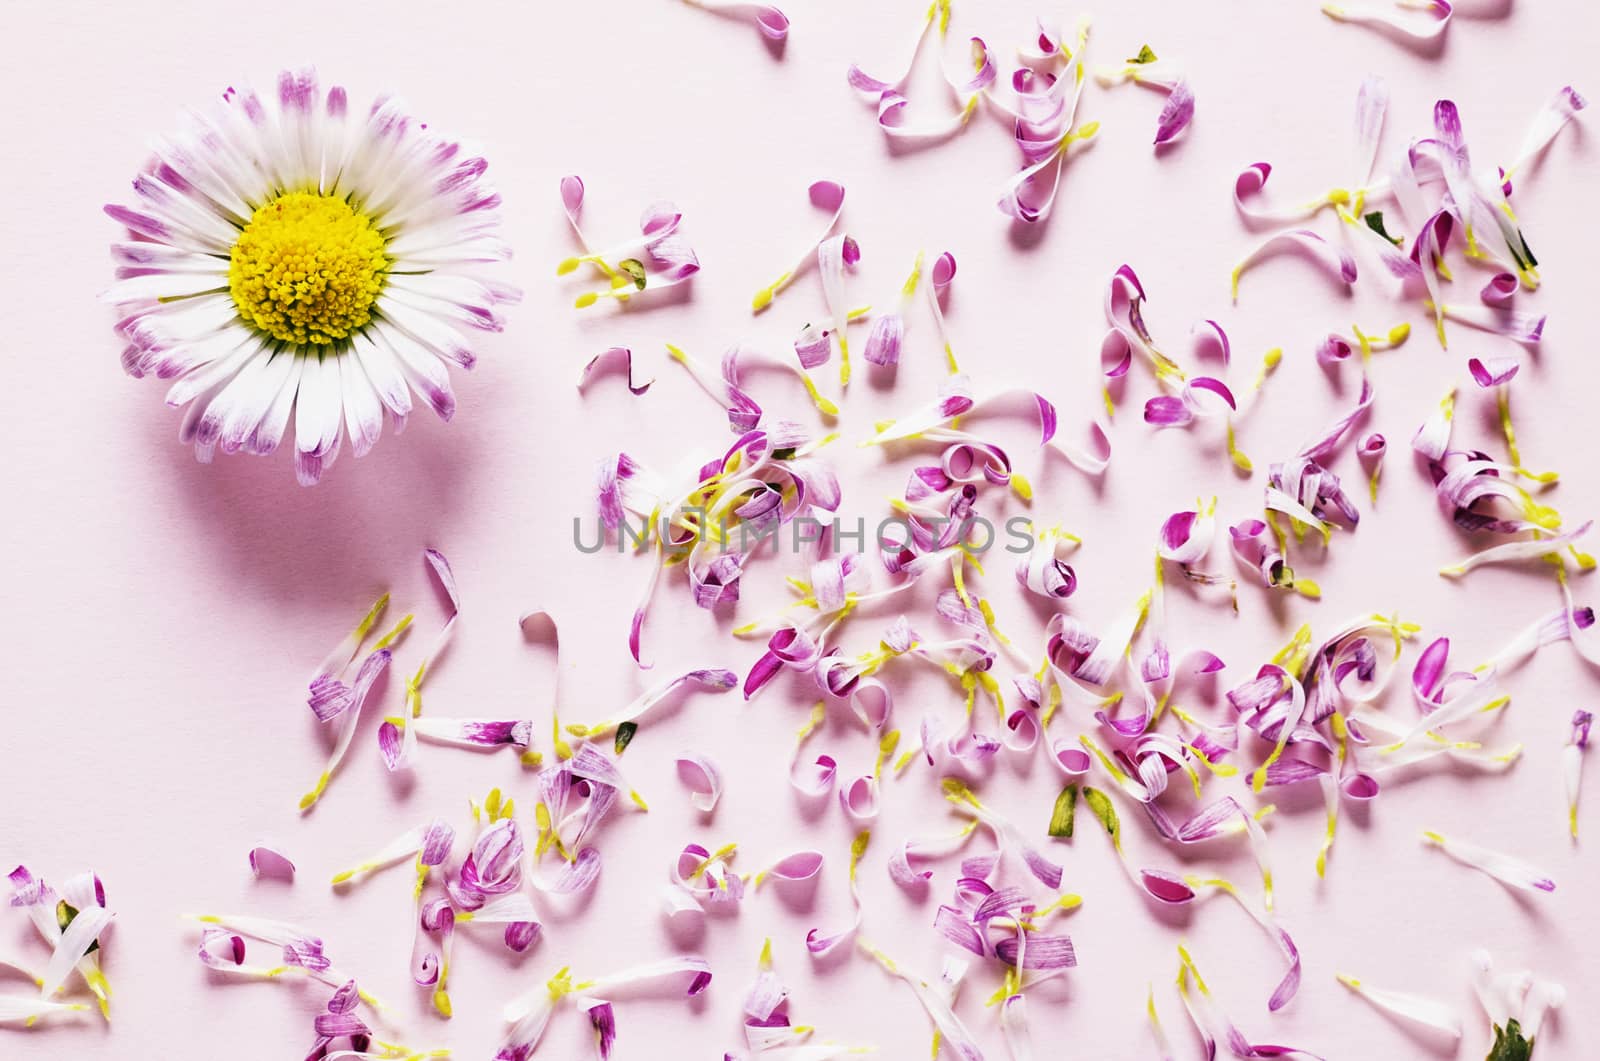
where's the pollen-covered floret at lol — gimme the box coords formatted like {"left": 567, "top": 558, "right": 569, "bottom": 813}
{"left": 229, "top": 192, "right": 387, "bottom": 344}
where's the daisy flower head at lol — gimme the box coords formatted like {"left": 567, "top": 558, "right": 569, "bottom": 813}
{"left": 104, "top": 68, "right": 519, "bottom": 485}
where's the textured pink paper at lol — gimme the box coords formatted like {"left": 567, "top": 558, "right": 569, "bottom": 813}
{"left": 2, "top": 1, "right": 1598, "bottom": 1058}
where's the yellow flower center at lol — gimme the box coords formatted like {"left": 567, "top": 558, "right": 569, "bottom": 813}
{"left": 228, "top": 192, "right": 388, "bottom": 345}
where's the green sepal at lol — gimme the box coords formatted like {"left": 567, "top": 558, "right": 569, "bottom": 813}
{"left": 1048, "top": 785, "right": 1078, "bottom": 838}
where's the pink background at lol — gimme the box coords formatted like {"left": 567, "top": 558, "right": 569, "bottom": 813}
{"left": 2, "top": 0, "right": 1597, "bottom": 1056}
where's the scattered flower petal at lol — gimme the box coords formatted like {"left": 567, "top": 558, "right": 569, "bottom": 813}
{"left": 1337, "top": 973, "right": 1461, "bottom": 1039}
{"left": 247, "top": 845, "right": 295, "bottom": 882}
{"left": 1421, "top": 830, "right": 1555, "bottom": 893}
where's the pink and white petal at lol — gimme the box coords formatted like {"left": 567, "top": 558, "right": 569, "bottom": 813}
{"left": 197, "top": 342, "right": 279, "bottom": 453}
{"left": 1153, "top": 80, "right": 1195, "bottom": 145}
{"left": 683, "top": 0, "right": 789, "bottom": 42}
{"left": 101, "top": 270, "right": 228, "bottom": 303}
{"left": 351, "top": 332, "right": 413, "bottom": 419}
{"left": 1421, "top": 830, "right": 1555, "bottom": 893}
{"left": 248, "top": 354, "right": 305, "bottom": 456}
{"left": 675, "top": 754, "right": 724, "bottom": 814}
{"left": 1480, "top": 273, "right": 1519, "bottom": 307}
{"left": 1322, "top": 0, "right": 1453, "bottom": 41}
{"left": 1352, "top": 76, "right": 1389, "bottom": 183}
{"left": 1508, "top": 85, "right": 1587, "bottom": 175}
{"left": 248, "top": 845, "right": 296, "bottom": 881}
{"left": 1232, "top": 163, "right": 1324, "bottom": 223}
{"left": 579, "top": 347, "right": 654, "bottom": 395}
{"left": 375, "top": 323, "right": 456, "bottom": 421}
{"left": 1232, "top": 229, "right": 1357, "bottom": 300}
{"left": 1337, "top": 974, "right": 1462, "bottom": 1038}
{"left": 790, "top": 753, "right": 837, "bottom": 798}
{"left": 339, "top": 352, "right": 385, "bottom": 458}
{"left": 1467, "top": 356, "right": 1520, "bottom": 388}
{"left": 164, "top": 336, "right": 259, "bottom": 409}
{"left": 1433, "top": 302, "right": 1545, "bottom": 346}
{"left": 41, "top": 905, "right": 114, "bottom": 997}
{"left": 376, "top": 295, "right": 478, "bottom": 369}
{"left": 751, "top": 180, "right": 847, "bottom": 312}
{"left": 838, "top": 775, "right": 881, "bottom": 824}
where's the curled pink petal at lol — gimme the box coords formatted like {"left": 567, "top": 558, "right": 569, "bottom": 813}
{"left": 1233, "top": 228, "right": 1357, "bottom": 300}
{"left": 1144, "top": 395, "right": 1192, "bottom": 426}
{"left": 1324, "top": 0, "right": 1453, "bottom": 41}
{"left": 683, "top": 0, "right": 789, "bottom": 43}
{"left": 1467, "top": 356, "right": 1519, "bottom": 388}
{"left": 579, "top": 347, "right": 654, "bottom": 395}
{"left": 754, "top": 6, "right": 789, "bottom": 40}
{"left": 1051, "top": 742, "right": 1092, "bottom": 776}
{"left": 1480, "top": 272, "right": 1518, "bottom": 307}
{"left": 1342, "top": 773, "right": 1381, "bottom": 799}
{"left": 839, "top": 775, "right": 881, "bottom": 823}
{"left": 560, "top": 175, "right": 585, "bottom": 221}
{"left": 791, "top": 753, "right": 838, "bottom": 798}
{"left": 1154, "top": 80, "right": 1195, "bottom": 145}
{"left": 639, "top": 201, "right": 682, "bottom": 239}
{"left": 1003, "top": 709, "right": 1040, "bottom": 752}
{"left": 1141, "top": 869, "right": 1197, "bottom": 904}
{"left": 675, "top": 754, "right": 723, "bottom": 814}
{"left": 1433, "top": 302, "right": 1545, "bottom": 346}
{"left": 1187, "top": 375, "right": 1237, "bottom": 411}
{"left": 1101, "top": 329, "right": 1133, "bottom": 378}
{"left": 248, "top": 845, "right": 296, "bottom": 881}
{"left": 1191, "top": 320, "right": 1231, "bottom": 365}
{"left": 1317, "top": 334, "right": 1356, "bottom": 365}
{"left": 762, "top": 850, "right": 824, "bottom": 884}
{"left": 849, "top": 678, "right": 893, "bottom": 730}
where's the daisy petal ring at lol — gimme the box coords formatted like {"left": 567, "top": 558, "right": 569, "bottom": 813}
{"left": 103, "top": 69, "right": 518, "bottom": 485}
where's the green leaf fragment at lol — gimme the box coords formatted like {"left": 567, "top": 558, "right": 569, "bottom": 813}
{"left": 1048, "top": 784, "right": 1078, "bottom": 838}
{"left": 1487, "top": 1019, "right": 1534, "bottom": 1061}
{"left": 1082, "top": 786, "right": 1120, "bottom": 843}
{"left": 56, "top": 900, "right": 99, "bottom": 954}
{"left": 1363, "top": 211, "right": 1402, "bottom": 246}
{"left": 1516, "top": 234, "right": 1538, "bottom": 270}
{"left": 619, "top": 259, "right": 648, "bottom": 291}
{"left": 615, "top": 721, "right": 638, "bottom": 754}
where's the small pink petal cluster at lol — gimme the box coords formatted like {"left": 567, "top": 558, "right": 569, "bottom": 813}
{"left": 843, "top": 7, "right": 1199, "bottom": 224}
{"left": 3, "top": 866, "right": 114, "bottom": 1026}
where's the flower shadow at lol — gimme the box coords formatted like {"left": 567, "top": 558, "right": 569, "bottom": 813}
{"left": 138, "top": 399, "right": 480, "bottom": 609}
